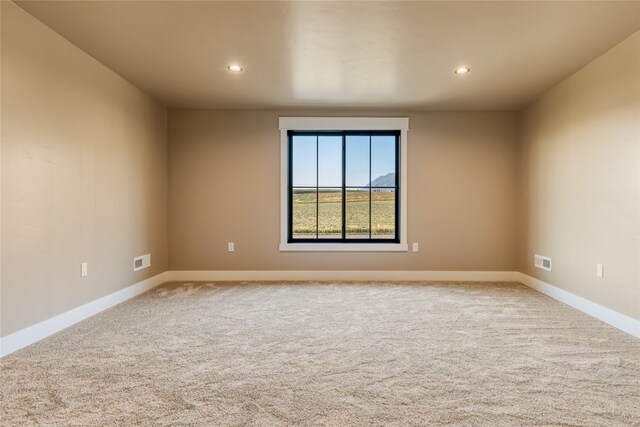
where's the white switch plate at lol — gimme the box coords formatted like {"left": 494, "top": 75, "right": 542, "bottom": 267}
{"left": 228, "top": 242, "right": 235, "bottom": 252}
{"left": 412, "top": 242, "right": 419, "bottom": 252}
{"left": 81, "top": 262, "right": 88, "bottom": 277}
{"left": 596, "top": 263, "right": 604, "bottom": 278}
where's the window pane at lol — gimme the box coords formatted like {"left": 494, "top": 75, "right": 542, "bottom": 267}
{"left": 371, "top": 135, "right": 396, "bottom": 187}
{"left": 292, "top": 135, "right": 317, "bottom": 186}
{"left": 346, "top": 189, "right": 369, "bottom": 239}
{"left": 371, "top": 189, "right": 395, "bottom": 239}
{"left": 346, "top": 135, "right": 370, "bottom": 187}
{"left": 318, "top": 136, "right": 342, "bottom": 187}
{"left": 292, "top": 188, "right": 316, "bottom": 238}
{"left": 318, "top": 189, "right": 342, "bottom": 239}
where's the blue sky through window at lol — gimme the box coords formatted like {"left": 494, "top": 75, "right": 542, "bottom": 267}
{"left": 319, "top": 136, "right": 342, "bottom": 186}
{"left": 346, "top": 135, "right": 369, "bottom": 186}
{"left": 371, "top": 136, "right": 396, "bottom": 186}
{"left": 292, "top": 134, "right": 395, "bottom": 187}
{"left": 292, "top": 135, "right": 316, "bottom": 186}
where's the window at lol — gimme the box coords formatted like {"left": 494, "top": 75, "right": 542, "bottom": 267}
{"left": 279, "top": 117, "right": 408, "bottom": 252}
{"left": 288, "top": 131, "right": 399, "bottom": 243}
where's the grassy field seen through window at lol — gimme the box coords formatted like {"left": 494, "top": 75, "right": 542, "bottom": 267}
{"left": 292, "top": 190, "right": 395, "bottom": 239}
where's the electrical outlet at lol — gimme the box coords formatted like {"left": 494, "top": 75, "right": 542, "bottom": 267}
{"left": 596, "top": 263, "right": 604, "bottom": 278}
{"left": 228, "top": 242, "right": 235, "bottom": 252}
{"left": 81, "top": 262, "right": 88, "bottom": 277}
{"left": 412, "top": 242, "right": 419, "bottom": 252}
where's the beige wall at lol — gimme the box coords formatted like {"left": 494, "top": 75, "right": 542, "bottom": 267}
{"left": 1, "top": 2, "right": 168, "bottom": 336}
{"left": 518, "top": 32, "right": 640, "bottom": 320}
{"left": 168, "top": 110, "right": 519, "bottom": 272}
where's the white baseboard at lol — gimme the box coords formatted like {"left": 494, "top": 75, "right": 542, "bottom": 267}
{"left": 517, "top": 272, "right": 640, "bottom": 338}
{"left": 0, "top": 272, "right": 169, "bottom": 358}
{"left": 165, "top": 270, "right": 520, "bottom": 282}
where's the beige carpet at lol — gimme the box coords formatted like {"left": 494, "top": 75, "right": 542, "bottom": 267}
{"left": 1, "top": 281, "right": 639, "bottom": 426}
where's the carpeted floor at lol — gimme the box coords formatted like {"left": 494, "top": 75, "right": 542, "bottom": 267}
{"left": 1, "top": 281, "right": 639, "bottom": 426}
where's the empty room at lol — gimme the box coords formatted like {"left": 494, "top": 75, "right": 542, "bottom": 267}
{"left": 1, "top": 0, "right": 639, "bottom": 425}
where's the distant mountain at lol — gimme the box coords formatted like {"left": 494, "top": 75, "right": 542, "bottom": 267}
{"left": 369, "top": 172, "right": 395, "bottom": 188}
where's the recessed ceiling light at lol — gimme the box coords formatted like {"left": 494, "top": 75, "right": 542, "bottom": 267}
{"left": 227, "top": 64, "right": 243, "bottom": 72}
{"left": 454, "top": 67, "right": 470, "bottom": 75}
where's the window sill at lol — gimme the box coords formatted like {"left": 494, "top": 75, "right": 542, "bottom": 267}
{"left": 279, "top": 243, "right": 408, "bottom": 252}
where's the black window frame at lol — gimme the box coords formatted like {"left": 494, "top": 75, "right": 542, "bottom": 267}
{"left": 287, "top": 130, "right": 400, "bottom": 244}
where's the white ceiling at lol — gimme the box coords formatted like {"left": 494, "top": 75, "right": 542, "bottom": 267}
{"left": 15, "top": 1, "right": 640, "bottom": 110}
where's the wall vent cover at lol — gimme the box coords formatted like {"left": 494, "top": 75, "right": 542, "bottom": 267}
{"left": 133, "top": 253, "right": 151, "bottom": 272}
{"left": 534, "top": 254, "right": 552, "bottom": 272}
